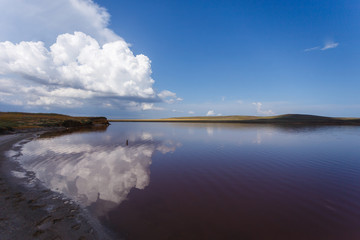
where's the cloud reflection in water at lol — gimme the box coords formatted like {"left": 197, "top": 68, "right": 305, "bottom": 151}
{"left": 16, "top": 131, "right": 179, "bottom": 216}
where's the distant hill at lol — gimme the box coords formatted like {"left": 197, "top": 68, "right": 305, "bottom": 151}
{"left": 110, "top": 114, "right": 360, "bottom": 125}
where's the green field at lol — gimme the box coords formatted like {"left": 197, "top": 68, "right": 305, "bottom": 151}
{"left": 110, "top": 114, "right": 360, "bottom": 125}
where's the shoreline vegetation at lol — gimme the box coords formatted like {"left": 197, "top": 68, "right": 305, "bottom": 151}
{"left": 0, "top": 112, "right": 110, "bottom": 134}
{"left": 110, "top": 114, "right": 360, "bottom": 125}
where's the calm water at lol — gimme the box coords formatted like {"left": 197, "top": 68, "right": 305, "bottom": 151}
{"left": 13, "top": 123, "right": 360, "bottom": 239}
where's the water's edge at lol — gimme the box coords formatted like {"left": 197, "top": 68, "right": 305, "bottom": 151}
{"left": 0, "top": 131, "right": 115, "bottom": 240}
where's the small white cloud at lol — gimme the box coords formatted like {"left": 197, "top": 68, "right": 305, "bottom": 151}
{"left": 141, "top": 103, "right": 163, "bottom": 111}
{"left": 103, "top": 103, "right": 112, "bottom": 108}
{"left": 305, "top": 41, "right": 339, "bottom": 52}
{"left": 252, "top": 102, "right": 274, "bottom": 116}
{"left": 237, "top": 100, "right": 243, "bottom": 104}
{"left": 158, "top": 90, "right": 182, "bottom": 104}
{"left": 206, "top": 110, "right": 216, "bottom": 116}
{"left": 141, "top": 103, "right": 152, "bottom": 111}
{"left": 221, "top": 96, "right": 225, "bottom": 101}
{"left": 304, "top": 46, "right": 320, "bottom": 52}
{"left": 158, "top": 90, "right": 176, "bottom": 99}
{"left": 321, "top": 41, "right": 339, "bottom": 50}
{"left": 188, "top": 111, "right": 195, "bottom": 115}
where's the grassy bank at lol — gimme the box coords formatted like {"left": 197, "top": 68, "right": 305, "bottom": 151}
{"left": 0, "top": 112, "right": 109, "bottom": 133}
{"left": 110, "top": 114, "right": 360, "bottom": 125}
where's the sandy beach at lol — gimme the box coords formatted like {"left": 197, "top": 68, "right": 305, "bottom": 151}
{"left": 0, "top": 131, "right": 114, "bottom": 240}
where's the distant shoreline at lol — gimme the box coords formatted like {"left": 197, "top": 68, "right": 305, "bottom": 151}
{"left": 109, "top": 114, "right": 360, "bottom": 126}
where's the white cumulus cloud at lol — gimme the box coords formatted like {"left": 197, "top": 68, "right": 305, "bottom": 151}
{"left": 0, "top": 0, "right": 178, "bottom": 111}
{"left": 0, "top": 0, "right": 118, "bottom": 44}
{"left": 0, "top": 32, "right": 156, "bottom": 106}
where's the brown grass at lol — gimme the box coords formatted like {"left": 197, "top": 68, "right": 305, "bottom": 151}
{"left": 0, "top": 112, "right": 108, "bottom": 133}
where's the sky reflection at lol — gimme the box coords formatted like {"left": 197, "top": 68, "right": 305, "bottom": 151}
{"left": 15, "top": 130, "right": 178, "bottom": 216}
{"left": 8, "top": 123, "right": 360, "bottom": 239}
{"left": 11, "top": 123, "right": 359, "bottom": 219}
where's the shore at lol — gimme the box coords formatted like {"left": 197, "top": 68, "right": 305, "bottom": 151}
{"left": 0, "top": 130, "right": 113, "bottom": 240}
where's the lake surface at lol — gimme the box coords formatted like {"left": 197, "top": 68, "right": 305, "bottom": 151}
{"left": 14, "top": 122, "right": 360, "bottom": 239}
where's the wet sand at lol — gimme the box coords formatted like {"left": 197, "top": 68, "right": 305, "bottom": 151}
{"left": 0, "top": 132, "right": 114, "bottom": 240}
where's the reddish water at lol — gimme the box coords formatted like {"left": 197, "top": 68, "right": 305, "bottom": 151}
{"left": 15, "top": 123, "right": 360, "bottom": 239}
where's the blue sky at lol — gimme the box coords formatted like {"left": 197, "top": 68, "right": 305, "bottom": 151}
{"left": 0, "top": 0, "right": 359, "bottom": 118}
